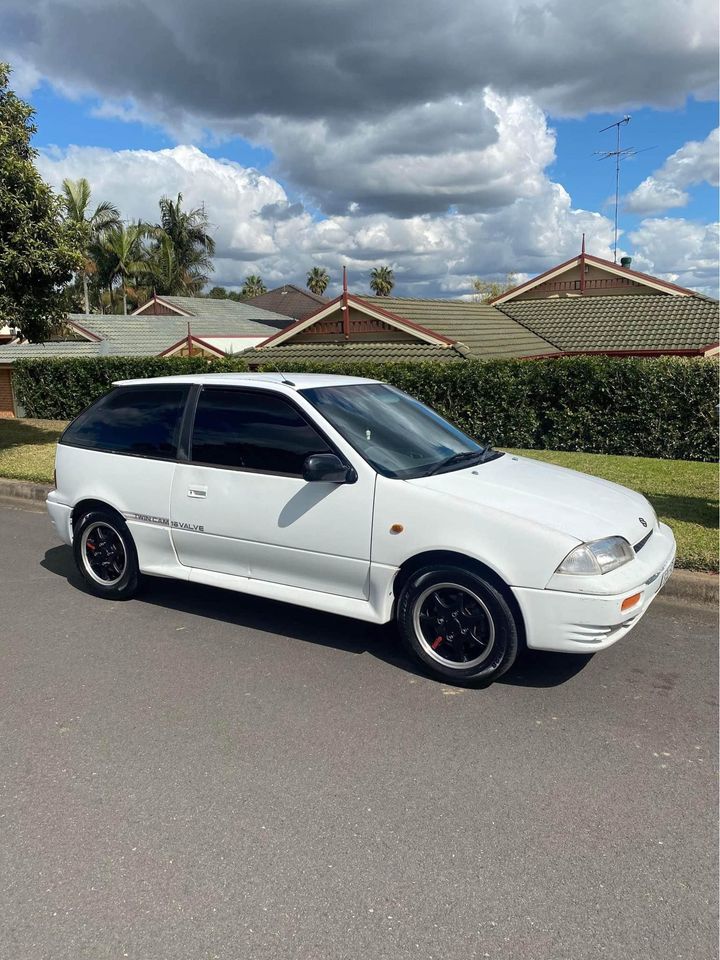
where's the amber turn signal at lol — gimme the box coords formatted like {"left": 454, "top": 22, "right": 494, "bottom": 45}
{"left": 390, "top": 523, "right": 404, "bottom": 534}
{"left": 621, "top": 592, "right": 642, "bottom": 612}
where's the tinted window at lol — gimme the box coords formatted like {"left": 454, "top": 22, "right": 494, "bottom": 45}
{"left": 62, "top": 386, "right": 188, "bottom": 459}
{"left": 191, "top": 388, "right": 331, "bottom": 474}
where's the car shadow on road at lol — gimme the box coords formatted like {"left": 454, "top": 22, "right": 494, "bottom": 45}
{"left": 41, "top": 544, "right": 592, "bottom": 690}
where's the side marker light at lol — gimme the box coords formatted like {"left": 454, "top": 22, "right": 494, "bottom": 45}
{"left": 621, "top": 592, "right": 642, "bottom": 612}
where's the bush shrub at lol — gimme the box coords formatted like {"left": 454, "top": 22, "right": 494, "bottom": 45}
{"left": 13, "top": 354, "right": 718, "bottom": 461}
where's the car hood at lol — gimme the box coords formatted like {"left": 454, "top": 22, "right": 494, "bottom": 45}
{"left": 407, "top": 453, "right": 654, "bottom": 546}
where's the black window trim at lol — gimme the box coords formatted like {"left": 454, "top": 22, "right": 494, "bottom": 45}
{"left": 59, "top": 383, "right": 191, "bottom": 464}
{"left": 186, "top": 384, "right": 357, "bottom": 480}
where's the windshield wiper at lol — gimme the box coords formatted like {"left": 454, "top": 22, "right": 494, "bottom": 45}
{"left": 424, "top": 450, "right": 485, "bottom": 476}
{"left": 477, "top": 442, "right": 498, "bottom": 464}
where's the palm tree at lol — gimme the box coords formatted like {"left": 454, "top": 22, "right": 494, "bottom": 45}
{"left": 141, "top": 233, "right": 183, "bottom": 299}
{"left": 156, "top": 193, "right": 215, "bottom": 293}
{"left": 60, "top": 177, "right": 120, "bottom": 314}
{"left": 241, "top": 275, "right": 267, "bottom": 298}
{"left": 307, "top": 266, "right": 330, "bottom": 296}
{"left": 369, "top": 266, "right": 394, "bottom": 297}
{"left": 101, "top": 223, "right": 150, "bottom": 315}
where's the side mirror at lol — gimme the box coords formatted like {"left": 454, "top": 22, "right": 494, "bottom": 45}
{"left": 303, "top": 453, "right": 355, "bottom": 483}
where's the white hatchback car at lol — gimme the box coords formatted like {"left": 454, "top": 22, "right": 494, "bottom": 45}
{"left": 47, "top": 373, "right": 676, "bottom": 684}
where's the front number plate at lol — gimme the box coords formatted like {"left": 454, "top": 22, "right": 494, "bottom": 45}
{"left": 659, "top": 559, "right": 675, "bottom": 591}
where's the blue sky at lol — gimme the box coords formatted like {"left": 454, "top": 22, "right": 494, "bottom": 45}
{"left": 5, "top": 0, "right": 718, "bottom": 295}
{"left": 31, "top": 84, "right": 718, "bottom": 235}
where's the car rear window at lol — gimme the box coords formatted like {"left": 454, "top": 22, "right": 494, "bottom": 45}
{"left": 62, "top": 385, "right": 188, "bottom": 460}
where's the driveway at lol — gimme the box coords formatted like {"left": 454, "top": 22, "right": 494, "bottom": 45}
{"left": 1, "top": 502, "right": 717, "bottom": 960}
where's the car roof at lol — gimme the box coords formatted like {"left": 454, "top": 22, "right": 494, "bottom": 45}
{"left": 112, "top": 372, "right": 380, "bottom": 390}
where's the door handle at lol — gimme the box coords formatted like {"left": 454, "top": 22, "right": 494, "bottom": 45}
{"left": 187, "top": 486, "right": 207, "bottom": 499}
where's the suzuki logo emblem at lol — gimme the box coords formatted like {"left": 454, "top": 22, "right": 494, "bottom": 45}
{"left": 639, "top": 517, "right": 648, "bottom": 528}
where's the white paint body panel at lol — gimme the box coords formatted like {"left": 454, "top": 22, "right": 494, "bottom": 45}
{"left": 169, "top": 464, "right": 374, "bottom": 598}
{"left": 48, "top": 372, "right": 677, "bottom": 654}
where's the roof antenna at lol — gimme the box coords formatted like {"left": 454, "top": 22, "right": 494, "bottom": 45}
{"left": 595, "top": 116, "right": 655, "bottom": 263}
{"left": 262, "top": 361, "right": 295, "bottom": 386}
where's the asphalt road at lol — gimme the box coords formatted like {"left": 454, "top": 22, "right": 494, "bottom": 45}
{"left": 1, "top": 502, "right": 717, "bottom": 960}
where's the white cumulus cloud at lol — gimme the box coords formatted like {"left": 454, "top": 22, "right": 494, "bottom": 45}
{"left": 625, "top": 128, "right": 719, "bottom": 214}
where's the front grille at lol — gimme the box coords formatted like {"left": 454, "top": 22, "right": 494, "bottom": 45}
{"left": 634, "top": 529, "right": 653, "bottom": 553}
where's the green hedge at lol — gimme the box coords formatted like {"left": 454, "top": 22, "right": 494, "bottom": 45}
{"left": 13, "top": 354, "right": 719, "bottom": 461}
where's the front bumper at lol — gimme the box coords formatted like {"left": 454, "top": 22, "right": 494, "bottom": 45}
{"left": 514, "top": 522, "right": 676, "bottom": 654}
{"left": 46, "top": 491, "right": 73, "bottom": 545}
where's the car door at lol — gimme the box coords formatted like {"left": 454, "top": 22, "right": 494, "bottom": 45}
{"left": 169, "top": 385, "right": 375, "bottom": 599}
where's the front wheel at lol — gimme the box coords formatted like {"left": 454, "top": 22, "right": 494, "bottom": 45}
{"left": 73, "top": 508, "right": 139, "bottom": 600}
{"left": 396, "top": 565, "right": 519, "bottom": 685}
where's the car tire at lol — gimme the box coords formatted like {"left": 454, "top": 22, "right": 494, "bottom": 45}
{"left": 73, "top": 508, "right": 139, "bottom": 600}
{"left": 396, "top": 564, "right": 519, "bottom": 685}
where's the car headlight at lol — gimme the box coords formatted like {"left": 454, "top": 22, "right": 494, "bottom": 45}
{"left": 555, "top": 536, "right": 635, "bottom": 576}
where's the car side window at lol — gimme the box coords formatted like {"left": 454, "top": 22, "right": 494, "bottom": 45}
{"left": 190, "top": 388, "right": 333, "bottom": 475}
{"left": 62, "top": 386, "right": 188, "bottom": 460}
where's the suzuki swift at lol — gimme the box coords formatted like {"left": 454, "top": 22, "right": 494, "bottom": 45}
{"left": 47, "top": 373, "right": 676, "bottom": 684}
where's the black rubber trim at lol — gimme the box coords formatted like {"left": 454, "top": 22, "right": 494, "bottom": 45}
{"left": 634, "top": 529, "right": 653, "bottom": 553}
{"left": 177, "top": 383, "right": 201, "bottom": 462}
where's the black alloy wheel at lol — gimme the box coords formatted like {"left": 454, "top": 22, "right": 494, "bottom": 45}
{"left": 73, "top": 508, "right": 139, "bottom": 599}
{"left": 397, "top": 564, "right": 519, "bottom": 685}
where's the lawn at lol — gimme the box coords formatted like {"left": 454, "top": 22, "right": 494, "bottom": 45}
{"left": 0, "top": 419, "right": 716, "bottom": 572}
{"left": 0, "top": 418, "right": 68, "bottom": 484}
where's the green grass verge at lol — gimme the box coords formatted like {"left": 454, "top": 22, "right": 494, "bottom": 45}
{"left": 0, "top": 420, "right": 716, "bottom": 572}
{"left": 0, "top": 418, "right": 68, "bottom": 484}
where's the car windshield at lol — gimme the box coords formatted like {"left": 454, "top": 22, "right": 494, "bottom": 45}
{"left": 301, "top": 382, "right": 495, "bottom": 479}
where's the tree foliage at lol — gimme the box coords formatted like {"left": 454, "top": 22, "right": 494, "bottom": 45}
{"left": 369, "top": 266, "right": 394, "bottom": 296}
{"left": 307, "top": 266, "right": 330, "bottom": 295}
{"left": 241, "top": 275, "right": 267, "bottom": 297}
{"left": 0, "top": 63, "right": 82, "bottom": 341}
{"left": 472, "top": 273, "right": 518, "bottom": 303}
{"left": 60, "top": 177, "right": 120, "bottom": 314}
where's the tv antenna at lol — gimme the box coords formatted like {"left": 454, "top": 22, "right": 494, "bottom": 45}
{"left": 594, "top": 116, "right": 655, "bottom": 263}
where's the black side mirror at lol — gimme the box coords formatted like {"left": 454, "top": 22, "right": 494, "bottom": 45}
{"left": 303, "top": 453, "right": 355, "bottom": 483}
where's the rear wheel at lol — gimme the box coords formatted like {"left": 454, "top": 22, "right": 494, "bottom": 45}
{"left": 397, "top": 565, "right": 519, "bottom": 685}
{"left": 73, "top": 508, "right": 139, "bottom": 600}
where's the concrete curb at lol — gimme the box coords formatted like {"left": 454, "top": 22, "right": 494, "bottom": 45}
{"left": 0, "top": 477, "right": 717, "bottom": 604}
{"left": 662, "top": 569, "right": 719, "bottom": 605}
{"left": 0, "top": 477, "right": 52, "bottom": 503}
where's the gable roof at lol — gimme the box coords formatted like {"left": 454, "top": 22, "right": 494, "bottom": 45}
{"left": 132, "top": 294, "right": 292, "bottom": 327}
{"left": 498, "top": 294, "right": 720, "bottom": 354}
{"left": 250, "top": 292, "right": 557, "bottom": 364}
{"left": 242, "top": 284, "right": 329, "bottom": 321}
{"left": 491, "top": 253, "right": 698, "bottom": 304}
{"left": 374, "top": 297, "right": 559, "bottom": 358}
{"left": 65, "top": 313, "right": 282, "bottom": 356}
{"left": 259, "top": 294, "right": 458, "bottom": 349}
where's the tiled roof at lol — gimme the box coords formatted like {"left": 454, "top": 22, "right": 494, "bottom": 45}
{"left": 68, "top": 314, "right": 284, "bottom": 356}
{"left": 247, "top": 340, "right": 463, "bottom": 365}
{"left": 145, "top": 295, "right": 292, "bottom": 327}
{"left": 367, "top": 297, "right": 558, "bottom": 358}
{"left": 498, "top": 295, "right": 720, "bottom": 353}
{"left": 242, "top": 285, "right": 329, "bottom": 321}
{"left": 0, "top": 341, "right": 104, "bottom": 363}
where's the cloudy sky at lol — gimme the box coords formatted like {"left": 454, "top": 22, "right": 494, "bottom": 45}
{"left": 2, "top": 0, "right": 718, "bottom": 297}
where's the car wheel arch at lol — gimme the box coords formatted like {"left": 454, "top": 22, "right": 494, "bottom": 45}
{"left": 391, "top": 549, "right": 526, "bottom": 645}
{"left": 71, "top": 498, "right": 125, "bottom": 531}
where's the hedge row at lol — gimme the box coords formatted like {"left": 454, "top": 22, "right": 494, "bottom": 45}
{"left": 13, "top": 354, "right": 719, "bottom": 461}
